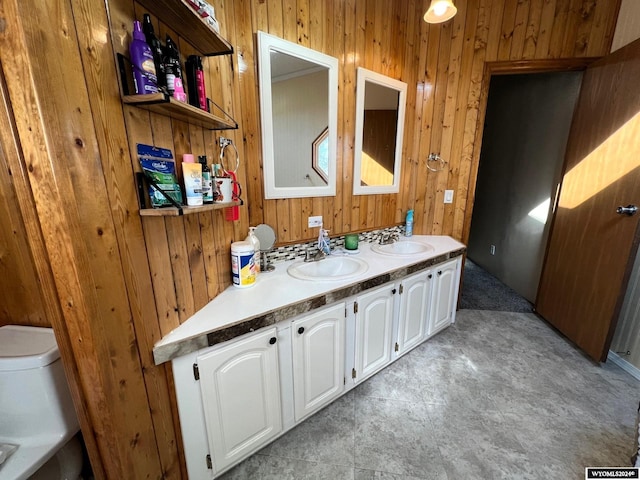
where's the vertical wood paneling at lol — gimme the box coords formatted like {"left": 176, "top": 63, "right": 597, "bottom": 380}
{"left": 230, "top": 0, "right": 620, "bottom": 243}
{"left": 0, "top": 65, "right": 107, "bottom": 478}
{"left": 414, "top": 22, "right": 441, "bottom": 235}
{"left": 0, "top": 139, "right": 48, "bottom": 327}
{"left": 458, "top": 0, "right": 492, "bottom": 241}
{"left": 444, "top": 1, "right": 479, "bottom": 236}
{"left": 510, "top": 0, "right": 531, "bottom": 59}
{"left": 548, "top": 0, "right": 571, "bottom": 57}
{"left": 535, "top": 0, "right": 559, "bottom": 57}
{"left": 498, "top": 0, "right": 519, "bottom": 60}
{"left": 521, "top": 0, "right": 544, "bottom": 59}
{"left": 1, "top": 0, "right": 164, "bottom": 477}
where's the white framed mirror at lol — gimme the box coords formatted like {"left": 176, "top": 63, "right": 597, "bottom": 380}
{"left": 257, "top": 31, "right": 338, "bottom": 199}
{"left": 353, "top": 67, "right": 407, "bottom": 195}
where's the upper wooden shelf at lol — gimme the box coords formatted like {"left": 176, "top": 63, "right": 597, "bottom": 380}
{"left": 140, "top": 200, "right": 242, "bottom": 217}
{"left": 135, "top": 0, "right": 233, "bottom": 56}
{"left": 123, "top": 93, "right": 236, "bottom": 130}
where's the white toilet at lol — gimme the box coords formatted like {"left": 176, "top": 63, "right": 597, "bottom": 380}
{"left": 0, "top": 325, "right": 83, "bottom": 480}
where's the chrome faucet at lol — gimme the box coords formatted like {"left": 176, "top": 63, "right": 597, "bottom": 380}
{"left": 304, "top": 247, "right": 326, "bottom": 263}
{"left": 379, "top": 232, "right": 400, "bottom": 245}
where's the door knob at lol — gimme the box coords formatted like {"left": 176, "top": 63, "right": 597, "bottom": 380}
{"left": 617, "top": 205, "right": 638, "bottom": 216}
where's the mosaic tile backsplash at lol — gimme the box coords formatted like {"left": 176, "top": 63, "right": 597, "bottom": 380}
{"left": 264, "top": 225, "right": 405, "bottom": 264}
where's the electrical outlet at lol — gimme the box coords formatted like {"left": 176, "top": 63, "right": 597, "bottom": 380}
{"left": 444, "top": 190, "right": 454, "bottom": 204}
{"left": 490, "top": 245, "right": 496, "bottom": 255}
{"left": 308, "top": 216, "right": 323, "bottom": 228}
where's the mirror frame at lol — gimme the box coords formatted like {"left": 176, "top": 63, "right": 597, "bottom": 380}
{"left": 353, "top": 67, "right": 407, "bottom": 195}
{"left": 257, "top": 31, "right": 339, "bottom": 199}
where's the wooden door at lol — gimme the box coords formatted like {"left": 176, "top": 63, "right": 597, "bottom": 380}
{"left": 536, "top": 39, "right": 640, "bottom": 362}
{"left": 354, "top": 284, "right": 394, "bottom": 382}
{"left": 198, "top": 327, "right": 282, "bottom": 475}
{"left": 397, "top": 271, "right": 432, "bottom": 355}
{"left": 292, "top": 303, "right": 345, "bottom": 422}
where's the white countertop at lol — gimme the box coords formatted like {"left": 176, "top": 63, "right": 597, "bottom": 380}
{"left": 153, "top": 235, "right": 465, "bottom": 363}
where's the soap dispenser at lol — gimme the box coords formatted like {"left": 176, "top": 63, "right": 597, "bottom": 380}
{"left": 245, "top": 227, "right": 261, "bottom": 273}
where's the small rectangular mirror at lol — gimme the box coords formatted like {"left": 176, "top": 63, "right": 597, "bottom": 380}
{"left": 257, "top": 31, "right": 338, "bottom": 199}
{"left": 353, "top": 67, "right": 407, "bottom": 195}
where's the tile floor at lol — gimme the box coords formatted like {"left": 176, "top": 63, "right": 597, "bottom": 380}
{"left": 218, "top": 310, "right": 640, "bottom": 479}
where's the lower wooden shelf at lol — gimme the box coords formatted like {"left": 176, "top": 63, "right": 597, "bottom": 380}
{"left": 140, "top": 201, "right": 242, "bottom": 217}
{"left": 123, "top": 93, "right": 237, "bottom": 130}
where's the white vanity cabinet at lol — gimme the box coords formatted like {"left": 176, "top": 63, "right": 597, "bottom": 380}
{"left": 169, "top": 249, "right": 463, "bottom": 479}
{"left": 291, "top": 303, "right": 346, "bottom": 421}
{"left": 395, "top": 258, "right": 461, "bottom": 357}
{"left": 429, "top": 258, "right": 459, "bottom": 336}
{"left": 353, "top": 283, "right": 395, "bottom": 383}
{"left": 395, "top": 269, "right": 432, "bottom": 356}
{"left": 197, "top": 327, "right": 283, "bottom": 476}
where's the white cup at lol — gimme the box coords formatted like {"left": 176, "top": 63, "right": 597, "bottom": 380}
{"left": 214, "top": 176, "right": 241, "bottom": 203}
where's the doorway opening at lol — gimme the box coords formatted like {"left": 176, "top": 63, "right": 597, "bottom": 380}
{"left": 462, "top": 69, "right": 583, "bottom": 311}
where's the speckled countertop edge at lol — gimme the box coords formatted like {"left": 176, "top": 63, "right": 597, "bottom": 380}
{"left": 153, "top": 243, "right": 466, "bottom": 365}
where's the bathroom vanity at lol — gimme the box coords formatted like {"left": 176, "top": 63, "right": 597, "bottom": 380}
{"left": 153, "top": 235, "right": 465, "bottom": 479}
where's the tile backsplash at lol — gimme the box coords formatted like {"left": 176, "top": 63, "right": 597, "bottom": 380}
{"left": 265, "top": 225, "right": 404, "bottom": 264}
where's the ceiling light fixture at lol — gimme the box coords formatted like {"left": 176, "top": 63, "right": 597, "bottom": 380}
{"left": 423, "top": 0, "right": 457, "bottom": 24}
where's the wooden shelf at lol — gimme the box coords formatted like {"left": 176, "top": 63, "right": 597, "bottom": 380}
{"left": 135, "top": 0, "right": 233, "bottom": 56}
{"left": 140, "top": 201, "right": 242, "bottom": 217}
{"left": 123, "top": 93, "right": 236, "bottom": 130}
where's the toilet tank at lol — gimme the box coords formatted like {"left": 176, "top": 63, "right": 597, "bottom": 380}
{"left": 0, "top": 325, "right": 79, "bottom": 441}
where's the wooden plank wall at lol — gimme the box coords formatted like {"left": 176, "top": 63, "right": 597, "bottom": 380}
{"left": 0, "top": 135, "right": 48, "bottom": 327}
{"left": 225, "top": 0, "right": 620, "bottom": 247}
{"left": 0, "top": 0, "right": 621, "bottom": 478}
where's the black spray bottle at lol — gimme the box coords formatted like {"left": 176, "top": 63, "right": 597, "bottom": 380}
{"left": 163, "top": 35, "right": 184, "bottom": 97}
{"left": 142, "top": 14, "right": 167, "bottom": 90}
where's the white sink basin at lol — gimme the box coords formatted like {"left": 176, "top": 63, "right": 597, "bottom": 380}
{"left": 371, "top": 240, "right": 434, "bottom": 256}
{"left": 287, "top": 255, "right": 369, "bottom": 281}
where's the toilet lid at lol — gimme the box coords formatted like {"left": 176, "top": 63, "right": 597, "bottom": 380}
{"left": 0, "top": 325, "right": 60, "bottom": 371}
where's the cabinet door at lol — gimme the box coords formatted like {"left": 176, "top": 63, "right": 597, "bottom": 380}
{"left": 430, "top": 259, "right": 458, "bottom": 336}
{"left": 354, "top": 284, "right": 395, "bottom": 382}
{"left": 397, "top": 270, "right": 432, "bottom": 355}
{"left": 292, "top": 303, "right": 345, "bottom": 421}
{"left": 197, "top": 328, "right": 282, "bottom": 475}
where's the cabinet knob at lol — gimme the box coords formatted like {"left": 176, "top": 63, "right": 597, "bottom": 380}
{"left": 438, "top": 270, "right": 442, "bottom": 276}
{"left": 297, "top": 327, "right": 305, "bottom": 335}
{"left": 269, "top": 337, "right": 277, "bottom": 345}
{"left": 391, "top": 288, "right": 397, "bottom": 294}
{"left": 428, "top": 274, "right": 433, "bottom": 279}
